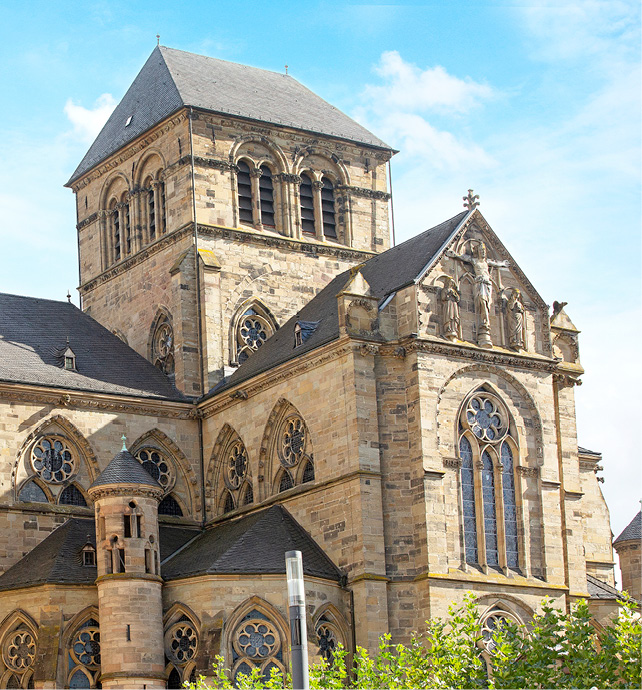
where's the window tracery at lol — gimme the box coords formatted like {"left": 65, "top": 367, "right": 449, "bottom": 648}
{"left": 276, "top": 415, "right": 313, "bottom": 491}
{"left": 234, "top": 306, "right": 275, "bottom": 365}
{"left": 165, "top": 621, "right": 198, "bottom": 666}
{"left": 151, "top": 314, "right": 175, "bottom": 376}
{"left": 2, "top": 630, "right": 35, "bottom": 675}
{"left": 316, "top": 618, "right": 340, "bottom": 663}
{"left": 67, "top": 618, "right": 101, "bottom": 689}
{"left": 135, "top": 447, "right": 175, "bottom": 492}
{"left": 158, "top": 494, "right": 183, "bottom": 517}
{"left": 231, "top": 611, "right": 284, "bottom": 684}
{"left": 59, "top": 484, "right": 88, "bottom": 507}
{"left": 17, "top": 480, "right": 49, "bottom": 504}
{"left": 218, "top": 435, "right": 253, "bottom": 515}
{"left": 31, "top": 436, "right": 75, "bottom": 484}
{"left": 458, "top": 388, "right": 520, "bottom": 572}
{"left": 479, "top": 608, "right": 521, "bottom": 655}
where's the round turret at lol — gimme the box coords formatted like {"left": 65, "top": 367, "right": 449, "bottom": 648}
{"left": 613, "top": 509, "right": 641, "bottom": 601}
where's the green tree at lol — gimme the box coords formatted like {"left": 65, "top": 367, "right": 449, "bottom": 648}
{"left": 186, "top": 594, "right": 641, "bottom": 689}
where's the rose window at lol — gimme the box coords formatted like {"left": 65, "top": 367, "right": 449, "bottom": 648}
{"left": 31, "top": 437, "right": 75, "bottom": 483}
{"left": 281, "top": 417, "right": 306, "bottom": 467}
{"left": 463, "top": 394, "right": 506, "bottom": 443}
{"left": 480, "top": 610, "right": 519, "bottom": 654}
{"left": 166, "top": 623, "right": 198, "bottom": 665}
{"left": 135, "top": 448, "right": 174, "bottom": 491}
{"left": 235, "top": 620, "right": 279, "bottom": 659}
{"left": 316, "top": 623, "right": 338, "bottom": 662}
{"left": 71, "top": 627, "right": 101, "bottom": 669}
{"left": 240, "top": 317, "right": 268, "bottom": 351}
{"left": 3, "top": 630, "right": 36, "bottom": 672}
{"left": 226, "top": 441, "right": 248, "bottom": 490}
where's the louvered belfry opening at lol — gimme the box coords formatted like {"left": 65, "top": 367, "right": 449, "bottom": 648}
{"left": 259, "top": 165, "right": 275, "bottom": 227}
{"left": 321, "top": 177, "right": 336, "bottom": 238}
{"left": 237, "top": 160, "right": 253, "bottom": 225}
{"left": 299, "top": 173, "right": 315, "bottom": 235}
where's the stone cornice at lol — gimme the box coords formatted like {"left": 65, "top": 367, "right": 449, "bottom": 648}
{"left": 0, "top": 382, "right": 194, "bottom": 419}
{"left": 79, "top": 225, "right": 193, "bottom": 294}
{"left": 68, "top": 111, "right": 189, "bottom": 191}
{"left": 417, "top": 570, "right": 568, "bottom": 591}
{"left": 197, "top": 223, "right": 376, "bottom": 262}
{"left": 336, "top": 184, "right": 391, "bottom": 201}
{"left": 88, "top": 485, "right": 164, "bottom": 500}
{"left": 77, "top": 212, "right": 99, "bottom": 231}
{"left": 95, "top": 572, "right": 163, "bottom": 585}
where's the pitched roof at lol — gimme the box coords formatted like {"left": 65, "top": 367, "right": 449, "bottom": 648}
{"left": 614, "top": 510, "right": 641, "bottom": 545}
{"left": 0, "top": 518, "right": 97, "bottom": 591}
{"left": 211, "top": 210, "right": 469, "bottom": 394}
{"left": 0, "top": 519, "right": 200, "bottom": 591}
{"left": 586, "top": 574, "right": 624, "bottom": 601}
{"left": 0, "top": 292, "right": 187, "bottom": 401}
{"left": 89, "top": 448, "right": 162, "bottom": 489}
{"left": 67, "top": 46, "right": 392, "bottom": 185}
{"left": 578, "top": 446, "right": 602, "bottom": 457}
{"left": 162, "top": 505, "right": 342, "bottom": 582}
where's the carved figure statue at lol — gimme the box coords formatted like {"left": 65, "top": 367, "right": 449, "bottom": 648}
{"left": 507, "top": 289, "right": 525, "bottom": 350}
{"left": 440, "top": 276, "right": 460, "bottom": 341}
{"left": 447, "top": 241, "right": 509, "bottom": 348}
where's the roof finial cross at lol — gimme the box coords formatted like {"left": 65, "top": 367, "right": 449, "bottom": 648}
{"left": 463, "top": 189, "right": 480, "bottom": 211}
{"left": 66, "top": 290, "right": 71, "bottom": 303}
{"left": 156, "top": 34, "right": 160, "bottom": 46}
{"left": 121, "top": 434, "right": 128, "bottom": 451}
{"left": 285, "top": 64, "right": 289, "bottom": 75}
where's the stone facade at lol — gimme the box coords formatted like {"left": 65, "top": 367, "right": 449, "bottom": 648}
{"left": 0, "top": 47, "right": 622, "bottom": 689}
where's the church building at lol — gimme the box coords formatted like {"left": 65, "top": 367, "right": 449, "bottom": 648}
{"left": 0, "top": 46, "right": 621, "bottom": 688}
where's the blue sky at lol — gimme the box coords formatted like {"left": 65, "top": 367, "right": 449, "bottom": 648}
{"left": 0, "top": 1, "right": 640, "bottom": 556}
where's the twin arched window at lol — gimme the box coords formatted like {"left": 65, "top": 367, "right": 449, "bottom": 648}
{"left": 299, "top": 174, "right": 336, "bottom": 239}
{"left": 459, "top": 389, "right": 520, "bottom": 572}
{"left": 237, "top": 161, "right": 275, "bottom": 229}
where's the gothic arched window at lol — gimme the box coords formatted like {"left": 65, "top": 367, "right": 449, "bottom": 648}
{"left": 135, "top": 447, "right": 176, "bottom": 493}
{"left": 150, "top": 312, "right": 175, "bottom": 376}
{"left": 67, "top": 618, "right": 101, "bottom": 689}
{"left": 232, "top": 302, "right": 277, "bottom": 365}
{"left": 1, "top": 624, "right": 37, "bottom": 689}
{"left": 218, "top": 435, "right": 253, "bottom": 515}
{"left": 17, "top": 479, "right": 49, "bottom": 504}
{"left": 158, "top": 494, "right": 183, "bottom": 517}
{"left": 458, "top": 388, "right": 520, "bottom": 572}
{"left": 231, "top": 610, "right": 285, "bottom": 684}
{"left": 31, "top": 436, "right": 76, "bottom": 484}
{"left": 59, "top": 484, "right": 88, "bottom": 507}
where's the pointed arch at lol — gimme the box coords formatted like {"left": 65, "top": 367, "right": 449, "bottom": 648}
{"left": 163, "top": 602, "right": 201, "bottom": 630}
{"left": 61, "top": 606, "right": 100, "bottom": 651}
{"left": 16, "top": 477, "right": 52, "bottom": 505}
{"left": 206, "top": 424, "right": 253, "bottom": 519}
{"left": 229, "top": 298, "right": 279, "bottom": 366}
{"left": 311, "top": 603, "right": 350, "bottom": 662}
{"left": 62, "top": 606, "right": 101, "bottom": 690}
{"left": 13, "top": 415, "right": 99, "bottom": 499}
{"left": 129, "top": 428, "right": 197, "bottom": 516}
{"left": 260, "top": 398, "right": 314, "bottom": 501}
{"left": 147, "top": 306, "right": 175, "bottom": 376}
{"left": 0, "top": 611, "right": 38, "bottom": 685}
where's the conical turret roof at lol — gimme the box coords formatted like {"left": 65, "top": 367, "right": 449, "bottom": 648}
{"left": 90, "top": 446, "right": 161, "bottom": 490}
{"left": 614, "top": 510, "right": 641, "bottom": 545}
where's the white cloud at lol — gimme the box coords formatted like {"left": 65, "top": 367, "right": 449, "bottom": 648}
{"left": 64, "top": 93, "right": 116, "bottom": 142}
{"left": 364, "top": 50, "right": 494, "bottom": 114}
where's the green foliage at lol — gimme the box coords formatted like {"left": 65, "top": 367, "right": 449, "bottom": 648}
{"left": 185, "top": 594, "right": 641, "bottom": 689}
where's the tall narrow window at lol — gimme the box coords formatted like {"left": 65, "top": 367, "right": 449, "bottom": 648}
{"left": 159, "top": 181, "right": 166, "bottom": 234}
{"left": 111, "top": 200, "right": 121, "bottom": 261}
{"left": 237, "top": 161, "right": 253, "bottom": 225}
{"left": 459, "top": 435, "right": 478, "bottom": 564}
{"left": 124, "top": 201, "right": 131, "bottom": 254}
{"left": 321, "top": 177, "right": 336, "bottom": 238}
{"left": 299, "top": 174, "right": 315, "bottom": 235}
{"left": 481, "top": 451, "right": 499, "bottom": 567}
{"left": 501, "top": 443, "right": 519, "bottom": 569}
{"left": 148, "top": 187, "right": 156, "bottom": 240}
{"left": 259, "top": 165, "right": 275, "bottom": 227}
{"left": 458, "top": 388, "right": 520, "bottom": 572}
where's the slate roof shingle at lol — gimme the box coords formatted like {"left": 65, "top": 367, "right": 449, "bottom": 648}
{"left": 0, "top": 292, "right": 187, "bottom": 401}
{"left": 614, "top": 510, "right": 641, "bottom": 544}
{"left": 162, "top": 505, "right": 342, "bottom": 582}
{"left": 586, "top": 573, "right": 625, "bottom": 601}
{"left": 578, "top": 446, "right": 602, "bottom": 456}
{"left": 212, "top": 210, "right": 470, "bottom": 394}
{"left": 89, "top": 449, "right": 162, "bottom": 489}
{"left": 67, "top": 46, "right": 392, "bottom": 185}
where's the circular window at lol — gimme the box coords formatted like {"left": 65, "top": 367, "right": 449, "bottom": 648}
{"left": 135, "top": 448, "right": 175, "bottom": 492}
{"left": 70, "top": 626, "right": 101, "bottom": 669}
{"left": 152, "top": 318, "right": 175, "bottom": 375}
{"left": 165, "top": 623, "right": 198, "bottom": 665}
{"left": 462, "top": 394, "right": 507, "bottom": 443}
{"left": 240, "top": 317, "right": 268, "bottom": 351}
{"left": 3, "top": 630, "right": 36, "bottom": 672}
{"left": 281, "top": 417, "right": 306, "bottom": 467}
{"left": 31, "top": 437, "right": 75, "bottom": 483}
{"left": 234, "top": 619, "right": 280, "bottom": 659}
{"left": 225, "top": 441, "right": 248, "bottom": 490}
{"left": 480, "top": 610, "right": 520, "bottom": 654}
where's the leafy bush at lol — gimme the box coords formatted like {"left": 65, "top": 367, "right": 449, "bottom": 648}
{"left": 186, "top": 593, "right": 641, "bottom": 689}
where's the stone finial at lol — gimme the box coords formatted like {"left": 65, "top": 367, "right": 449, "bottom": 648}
{"left": 463, "top": 189, "right": 480, "bottom": 211}
{"left": 121, "top": 434, "right": 127, "bottom": 451}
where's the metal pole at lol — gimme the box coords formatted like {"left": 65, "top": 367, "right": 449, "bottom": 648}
{"left": 285, "top": 550, "right": 309, "bottom": 690}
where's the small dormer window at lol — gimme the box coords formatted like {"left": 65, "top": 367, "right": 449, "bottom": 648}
{"left": 294, "top": 320, "right": 320, "bottom": 348}
{"left": 294, "top": 323, "right": 303, "bottom": 348}
{"left": 63, "top": 346, "right": 77, "bottom": 371}
{"left": 82, "top": 544, "right": 96, "bottom": 567}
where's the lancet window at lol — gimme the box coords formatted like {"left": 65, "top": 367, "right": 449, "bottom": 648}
{"left": 143, "top": 174, "right": 166, "bottom": 243}
{"left": 67, "top": 618, "right": 101, "bottom": 689}
{"left": 232, "top": 302, "right": 277, "bottom": 366}
{"left": 164, "top": 615, "right": 199, "bottom": 687}
{"left": 218, "top": 435, "right": 253, "bottom": 516}
{"left": 1, "top": 623, "right": 37, "bottom": 689}
{"left": 150, "top": 312, "right": 175, "bottom": 376}
{"left": 458, "top": 388, "right": 521, "bottom": 572}
{"left": 275, "top": 414, "right": 314, "bottom": 492}
{"left": 59, "top": 484, "right": 88, "bottom": 507}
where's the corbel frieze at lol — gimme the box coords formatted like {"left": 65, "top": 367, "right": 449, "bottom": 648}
{"left": 516, "top": 465, "right": 539, "bottom": 477}
{"left": 442, "top": 457, "right": 462, "bottom": 469}
{"left": 70, "top": 112, "right": 188, "bottom": 191}
{"left": 76, "top": 212, "right": 99, "bottom": 231}
{"left": 553, "top": 372, "right": 582, "bottom": 388}
{"left": 336, "top": 184, "right": 391, "bottom": 201}
{"left": 88, "top": 486, "right": 164, "bottom": 501}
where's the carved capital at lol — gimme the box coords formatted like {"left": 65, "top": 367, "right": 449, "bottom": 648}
{"left": 359, "top": 343, "right": 379, "bottom": 356}
{"left": 275, "top": 173, "right": 302, "bottom": 184}
{"left": 250, "top": 167, "right": 263, "bottom": 178}
{"left": 393, "top": 346, "right": 406, "bottom": 359}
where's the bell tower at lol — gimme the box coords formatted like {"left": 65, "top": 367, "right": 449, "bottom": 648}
{"left": 88, "top": 438, "right": 165, "bottom": 689}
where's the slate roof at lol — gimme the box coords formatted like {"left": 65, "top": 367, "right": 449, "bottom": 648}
{"left": 211, "top": 210, "right": 470, "bottom": 394}
{"left": 89, "top": 448, "right": 162, "bottom": 489}
{"left": 614, "top": 510, "right": 641, "bottom": 544}
{"left": 578, "top": 446, "right": 602, "bottom": 456}
{"left": 0, "top": 518, "right": 97, "bottom": 591}
{"left": 67, "top": 46, "right": 392, "bottom": 185}
{"left": 0, "top": 292, "right": 186, "bottom": 400}
{"left": 586, "top": 574, "right": 624, "bottom": 601}
{"left": 0, "top": 519, "right": 200, "bottom": 591}
{"left": 162, "top": 505, "right": 342, "bottom": 582}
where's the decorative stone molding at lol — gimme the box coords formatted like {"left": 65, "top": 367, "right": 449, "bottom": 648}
{"left": 274, "top": 173, "right": 302, "bottom": 184}
{"left": 336, "top": 184, "right": 391, "bottom": 201}
{"left": 516, "top": 465, "right": 538, "bottom": 477}
{"left": 76, "top": 213, "right": 99, "bottom": 231}
{"left": 359, "top": 343, "right": 379, "bottom": 356}
{"left": 442, "top": 457, "right": 462, "bottom": 469}
{"left": 553, "top": 372, "right": 582, "bottom": 388}
{"left": 88, "top": 485, "right": 164, "bottom": 501}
